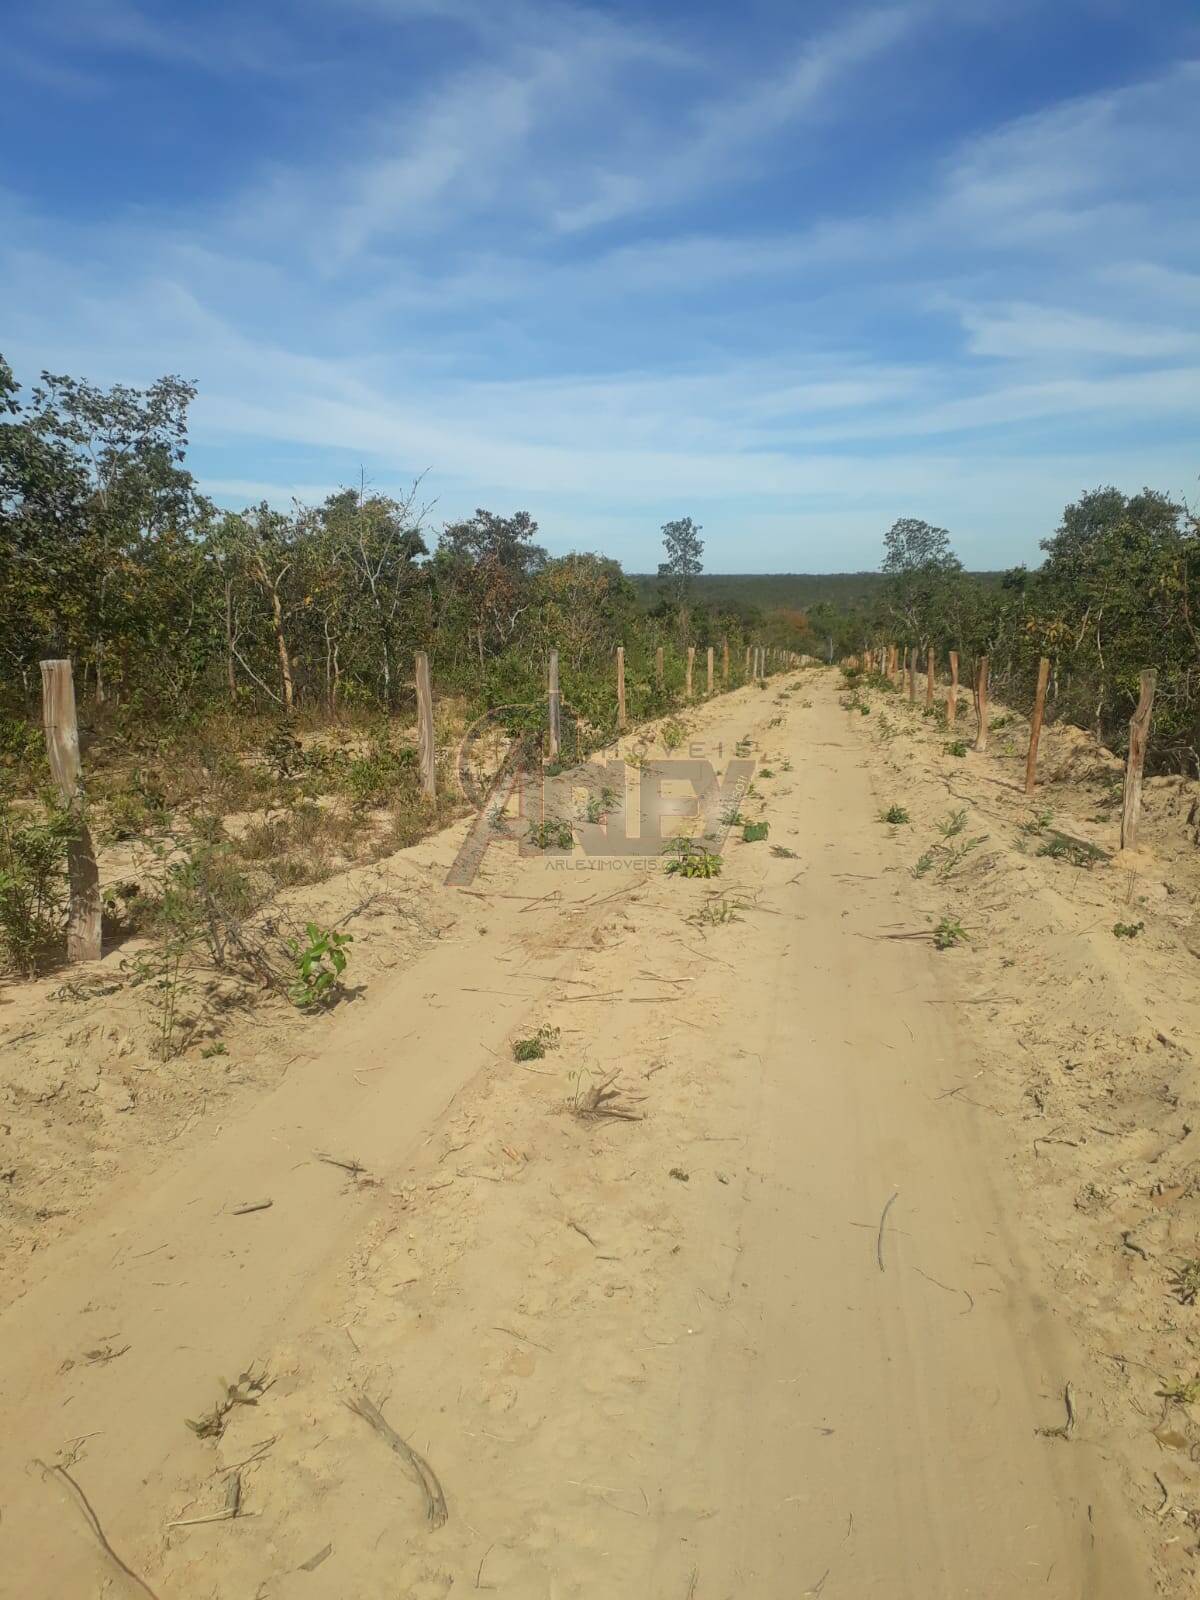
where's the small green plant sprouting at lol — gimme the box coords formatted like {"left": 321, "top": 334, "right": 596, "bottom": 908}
{"left": 1168, "top": 1260, "right": 1200, "bottom": 1306}
{"left": 1156, "top": 1375, "right": 1200, "bottom": 1406}
{"left": 937, "top": 809, "right": 967, "bottom": 838}
{"left": 127, "top": 939, "right": 193, "bottom": 1060}
{"left": 932, "top": 916, "right": 968, "bottom": 950}
{"left": 288, "top": 923, "right": 352, "bottom": 1009}
{"left": 937, "top": 835, "right": 987, "bottom": 877}
{"left": 879, "top": 805, "right": 909, "bottom": 825}
{"left": 770, "top": 843, "right": 798, "bottom": 858}
{"left": 912, "top": 851, "right": 935, "bottom": 878}
{"left": 742, "top": 820, "right": 770, "bottom": 843}
{"left": 527, "top": 819, "right": 574, "bottom": 851}
{"left": 1037, "top": 832, "right": 1108, "bottom": 869}
{"left": 201, "top": 1041, "right": 228, "bottom": 1059}
{"left": 689, "top": 895, "right": 744, "bottom": 926}
{"left": 718, "top": 804, "right": 745, "bottom": 828}
{"left": 664, "top": 838, "right": 723, "bottom": 878}
{"left": 586, "top": 786, "right": 620, "bottom": 824}
{"left": 943, "top": 739, "right": 969, "bottom": 758}
{"left": 660, "top": 718, "right": 686, "bottom": 752}
{"left": 1020, "top": 808, "right": 1054, "bottom": 835}
{"left": 759, "top": 767, "right": 775, "bottom": 777}
{"left": 1113, "top": 920, "right": 1145, "bottom": 939}
{"left": 513, "top": 1024, "right": 561, "bottom": 1062}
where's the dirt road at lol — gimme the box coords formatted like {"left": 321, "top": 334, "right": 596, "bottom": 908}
{"left": 0, "top": 671, "right": 1149, "bottom": 1597}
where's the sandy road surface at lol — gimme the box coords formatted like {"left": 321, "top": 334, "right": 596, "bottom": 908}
{"left": 0, "top": 672, "right": 1146, "bottom": 1598}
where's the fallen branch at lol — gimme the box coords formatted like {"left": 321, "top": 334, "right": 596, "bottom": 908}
{"left": 1036, "top": 1382, "right": 1077, "bottom": 1440}
{"left": 344, "top": 1392, "right": 448, "bottom": 1527}
{"left": 37, "top": 1460, "right": 162, "bottom": 1600}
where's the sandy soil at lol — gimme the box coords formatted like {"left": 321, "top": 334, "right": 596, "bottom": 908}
{"left": 1, "top": 667, "right": 1195, "bottom": 1597}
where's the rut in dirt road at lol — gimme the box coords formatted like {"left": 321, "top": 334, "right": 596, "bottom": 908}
{"left": 0, "top": 672, "right": 1147, "bottom": 1600}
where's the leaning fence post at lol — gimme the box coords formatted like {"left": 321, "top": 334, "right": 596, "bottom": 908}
{"left": 948, "top": 651, "right": 958, "bottom": 728}
{"left": 706, "top": 646, "right": 714, "bottom": 696}
{"left": 414, "top": 650, "right": 437, "bottom": 800}
{"left": 1024, "top": 656, "right": 1050, "bottom": 795}
{"left": 655, "top": 645, "right": 664, "bottom": 688}
{"left": 973, "top": 656, "right": 990, "bottom": 751}
{"left": 722, "top": 638, "right": 729, "bottom": 684}
{"left": 1120, "top": 669, "right": 1157, "bottom": 851}
{"left": 926, "top": 647, "right": 935, "bottom": 707}
{"left": 686, "top": 646, "right": 695, "bottom": 699}
{"left": 39, "top": 659, "right": 102, "bottom": 962}
{"left": 616, "top": 645, "right": 627, "bottom": 729}
{"left": 547, "top": 648, "right": 561, "bottom": 763}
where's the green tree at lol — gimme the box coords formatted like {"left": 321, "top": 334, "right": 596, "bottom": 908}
{"left": 657, "top": 517, "right": 704, "bottom": 605}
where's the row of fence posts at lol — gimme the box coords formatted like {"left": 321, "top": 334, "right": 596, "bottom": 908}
{"left": 857, "top": 645, "right": 1157, "bottom": 853}
{"left": 38, "top": 643, "right": 799, "bottom": 965}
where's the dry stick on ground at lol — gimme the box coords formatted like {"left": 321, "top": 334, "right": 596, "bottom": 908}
{"left": 36, "top": 1460, "right": 162, "bottom": 1600}
{"left": 1036, "top": 1382, "right": 1077, "bottom": 1441}
{"left": 1024, "top": 656, "right": 1051, "bottom": 795}
{"left": 315, "top": 1151, "right": 368, "bottom": 1177}
{"left": 876, "top": 1190, "right": 899, "bottom": 1272}
{"left": 344, "top": 1392, "right": 449, "bottom": 1528}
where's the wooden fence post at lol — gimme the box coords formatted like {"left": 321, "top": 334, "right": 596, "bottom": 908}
{"left": 1120, "top": 669, "right": 1157, "bottom": 851}
{"left": 685, "top": 646, "right": 695, "bottom": 699}
{"left": 744, "top": 646, "right": 751, "bottom": 678}
{"left": 722, "top": 639, "right": 729, "bottom": 684}
{"left": 616, "top": 645, "right": 627, "bottom": 729}
{"left": 948, "top": 651, "right": 958, "bottom": 728}
{"left": 414, "top": 650, "right": 437, "bottom": 800}
{"left": 973, "top": 656, "right": 990, "bottom": 751}
{"left": 706, "top": 646, "right": 714, "bottom": 696}
{"left": 547, "top": 648, "right": 561, "bottom": 763}
{"left": 1024, "top": 656, "right": 1050, "bottom": 795}
{"left": 39, "top": 659, "right": 102, "bottom": 962}
{"left": 926, "top": 647, "right": 935, "bottom": 707}
{"left": 655, "top": 645, "right": 664, "bottom": 689}
{"left": 907, "top": 648, "right": 916, "bottom": 703}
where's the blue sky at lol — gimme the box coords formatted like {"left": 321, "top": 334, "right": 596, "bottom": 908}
{"left": 2, "top": 0, "right": 1197, "bottom": 572}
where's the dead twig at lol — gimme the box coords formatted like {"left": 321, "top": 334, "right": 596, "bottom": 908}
{"left": 37, "top": 1460, "right": 162, "bottom": 1600}
{"left": 315, "top": 1151, "right": 367, "bottom": 1178}
{"left": 1036, "top": 1382, "right": 1077, "bottom": 1440}
{"left": 876, "top": 1190, "right": 899, "bottom": 1272}
{"left": 231, "top": 1199, "right": 272, "bottom": 1215}
{"left": 344, "top": 1392, "right": 448, "bottom": 1527}
{"left": 568, "top": 1219, "right": 598, "bottom": 1248}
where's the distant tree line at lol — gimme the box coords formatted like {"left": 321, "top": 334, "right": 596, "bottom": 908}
{"left": 0, "top": 358, "right": 778, "bottom": 740}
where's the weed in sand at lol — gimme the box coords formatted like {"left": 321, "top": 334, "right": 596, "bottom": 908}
{"left": 911, "top": 851, "right": 935, "bottom": 878}
{"left": 568, "top": 1071, "right": 643, "bottom": 1121}
{"left": 513, "top": 1025, "right": 561, "bottom": 1062}
{"left": 527, "top": 819, "right": 574, "bottom": 851}
{"left": 1020, "top": 809, "right": 1054, "bottom": 835}
{"left": 937, "top": 808, "right": 967, "bottom": 838}
{"left": 1113, "top": 920, "right": 1145, "bottom": 939}
{"left": 1037, "top": 832, "right": 1108, "bottom": 870}
{"left": 742, "top": 820, "right": 770, "bottom": 843}
{"left": 932, "top": 916, "right": 968, "bottom": 950}
{"left": 186, "top": 1367, "right": 273, "bottom": 1439}
{"left": 689, "top": 896, "right": 744, "bottom": 926}
{"left": 1168, "top": 1260, "right": 1200, "bottom": 1306}
{"left": 937, "top": 836, "right": 987, "bottom": 877}
{"left": 770, "top": 844, "right": 798, "bottom": 858}
{"left": 943, "top": 739, "right": 969, "bottom": 758}
{"left": 1157, "top": 1375, "right": 1200, "bottom": 1406}
{"left": 660, "top": 718, "right": 687, "bottom": 752}
{"left": 879, "top": 805, "right": 910, "bottom": 825}
{"left": 664, "top": 839, "right": 723, "bottom": 878}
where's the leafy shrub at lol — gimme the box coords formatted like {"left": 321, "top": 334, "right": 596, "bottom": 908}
{"left": 527, "top": 819, "right": 574, "bottom": 850}
{"left": 664, "top": 839, "right": 723, "bottom": 878}
{"left": 0, "top": 804, "right": 73, "bottom": 971}
{"left": 742, "top": 820, "right": 769, "bottom": 842}
{"left": 288, "top": 922, "right": 352, "bottom": 1008}
{"left": 943, "top": 740, "right": 968, "bottom": 757}
{"left": 513, "top": 1024, "right": 560, "bottom": 1061}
